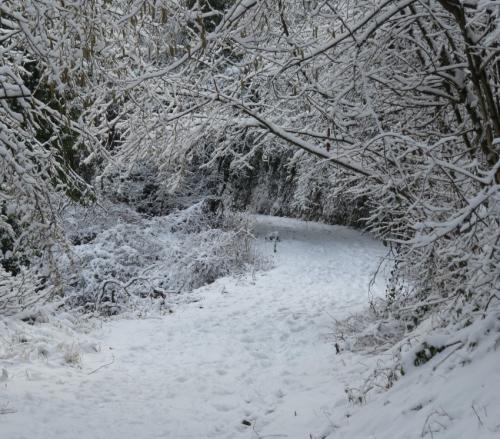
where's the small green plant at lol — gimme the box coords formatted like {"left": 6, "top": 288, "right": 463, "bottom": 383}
{"left": 414, "top": 343, "right": 445, "bottom": 366}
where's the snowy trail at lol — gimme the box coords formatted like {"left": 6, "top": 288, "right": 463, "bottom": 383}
{"left": 1, "top": 216, "right": 386, "bottom": 439}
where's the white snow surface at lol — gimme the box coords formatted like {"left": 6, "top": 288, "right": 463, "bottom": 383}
{"left": 1, "top": 215, "right": 499, "bottom": 439}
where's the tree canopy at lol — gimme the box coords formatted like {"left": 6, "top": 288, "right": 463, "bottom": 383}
{"left": 1, "top": 0, "right": 499, "bottom": 324}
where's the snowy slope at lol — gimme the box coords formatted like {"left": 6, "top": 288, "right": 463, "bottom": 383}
{"left": 1, "top": 216, "right": 498, "bottom": 439}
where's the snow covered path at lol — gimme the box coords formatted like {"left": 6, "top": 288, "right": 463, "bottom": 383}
{"left": 1, "top": 216, "right": 386, "bottom": 439}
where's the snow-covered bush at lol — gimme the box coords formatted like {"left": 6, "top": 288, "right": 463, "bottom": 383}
{"left": 0, "top": 306, "right": 99, "bottom": 367}
{"left": 339, "top": 304, "right": 500, "bottom": 409}
{"left": 60, "top": 199, "right": 260, "bottom": 315}
{"left": 0, "top": 266, "right": 53, "bottom": 317}
{"left": 1, "top": 0, "right": 207, "bottom": 315}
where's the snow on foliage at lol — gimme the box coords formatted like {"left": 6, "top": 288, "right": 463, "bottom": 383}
{"left": 0, "top": 266, "right": 53, "bottom": 317}
{"left": 59, "top": 199, "right": 263, "bottom": 315}
{"left": 0, "top": 303, "right": 100, "bottom": 369}
{"left": 131, "top": 0, "right": 498, "bottom": 333}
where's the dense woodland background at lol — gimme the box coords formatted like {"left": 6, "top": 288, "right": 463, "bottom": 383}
{"left": 1, "top": 0, "right": 499, "bottom": 367}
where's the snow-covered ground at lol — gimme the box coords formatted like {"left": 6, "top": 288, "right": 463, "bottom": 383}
{"left": 1, "top": 216, "right": 499, "bottom": 438}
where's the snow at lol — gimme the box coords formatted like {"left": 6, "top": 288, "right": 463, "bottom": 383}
{"left": 340, "top": 316, "right": 500, "bottom": 439}
{"left": 1, "top": 216, "right": 499, "bottom": 438}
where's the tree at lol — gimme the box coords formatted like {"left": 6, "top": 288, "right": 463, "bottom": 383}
{"left": 117, "top": 0, "right": 498, "bottom": 326}
{"left": 0, "top": 0, "right": 230, "bottom": 310}
{"left": 1, "top": 0, "right": 498, "bottom": 324}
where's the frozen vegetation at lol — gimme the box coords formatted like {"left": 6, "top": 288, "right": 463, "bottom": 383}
{"left": 60, "top": 199, "right": 259, "bottom": 314}
{"left": 1, "top": 1, "right": 499, "bottom": 438}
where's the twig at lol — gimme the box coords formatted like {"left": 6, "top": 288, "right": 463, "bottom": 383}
{"left": 251, "top": 421, "right": 288, "bottom": 438}
{"left": 432, "top": 341, "right": 464, "bottom": 371}
{"left": 471, "top": 404, "right": 484, "bottom": 428}
{"left": 88, "top": 354, "right": 115, "bottom": 375}
{"left": 484, "top": 294, "right": 500, "bottom": 313}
